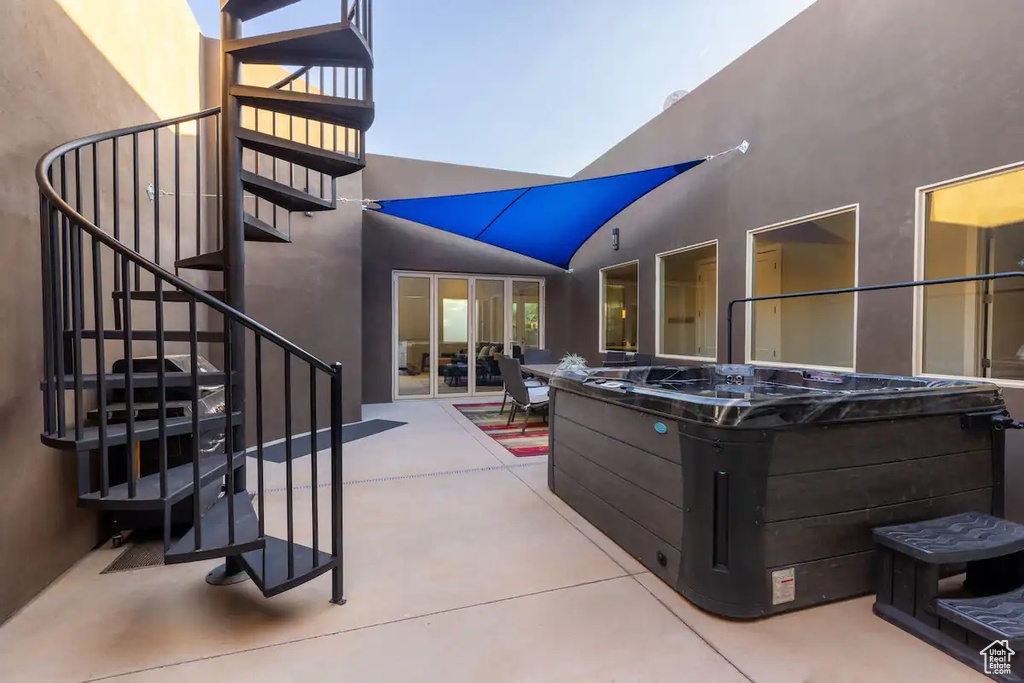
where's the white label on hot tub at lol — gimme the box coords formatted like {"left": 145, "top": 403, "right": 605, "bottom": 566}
{"left": 772, "top": 568, "right": 795, "bottom": 605}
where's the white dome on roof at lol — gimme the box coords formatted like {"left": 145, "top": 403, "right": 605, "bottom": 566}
{"left": 663, "top": 89, "right": 689, "bottom": 111}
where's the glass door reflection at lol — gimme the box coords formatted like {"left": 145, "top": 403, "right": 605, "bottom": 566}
{"left": 511, "top": 280, "right": 542, "bottom": 359}
{"left": 474, "top": 279, "right": 505, "bottom": 393}
{"left": 395, "top": 276, "right": 432, "bottom": 397}
{"left": 436, "top": 277, "right": 470, "bottom": 395}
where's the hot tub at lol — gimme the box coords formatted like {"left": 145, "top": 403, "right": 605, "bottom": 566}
{"left": 546, "top": 364, "right": 1007, "bottom": 618}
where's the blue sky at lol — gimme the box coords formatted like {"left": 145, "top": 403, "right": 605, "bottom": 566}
{"left": 188, "top": 1, "right": 815, "bottom": 176}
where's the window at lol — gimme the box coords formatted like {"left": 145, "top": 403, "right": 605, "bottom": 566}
{"left": 600, "top": 262, "right": 639, "bottom": 352}
{"left": 919, "top": 165, "right": 1024, "bottom": 381}
{"left": 748, "top": 207, "right": 858, "bottom": 369}
{"left": 657, "top": 242, "right": 717, "bottom": 359}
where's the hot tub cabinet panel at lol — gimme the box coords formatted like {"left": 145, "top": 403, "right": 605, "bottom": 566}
{"left": 546, "top": 365, "right": 1006, "bottom": 619}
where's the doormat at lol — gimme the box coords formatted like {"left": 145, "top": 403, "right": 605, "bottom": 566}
{"left": 259, "top": 419, "right": 407, "bottom": 464}
{"left": 455, "top": 403, "right": 548, "bottom": 457}
{"left": 101, "top": 537, "right": 165, "bottom": 574}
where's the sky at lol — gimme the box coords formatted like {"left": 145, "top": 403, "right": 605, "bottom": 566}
{"left": 187, "top": 0, "right": 816, "bottom": 176}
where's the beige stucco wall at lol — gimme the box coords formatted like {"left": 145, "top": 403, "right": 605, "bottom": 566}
{"left": 0, "top": 0, "right": 205, "bottom": 623}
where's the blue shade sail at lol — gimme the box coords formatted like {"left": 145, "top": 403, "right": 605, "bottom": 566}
{"left": 369, "top": 159, "right": 706, "bottom": 269}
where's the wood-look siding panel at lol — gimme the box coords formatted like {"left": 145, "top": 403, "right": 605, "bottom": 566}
{"left": 553, "top": 391, "right": 681, "bottom": 463}
{"left": 552, "top": 468, "right": 681, "bottom": 584}
{"left": 765, "top": 450, "right": 992, "bottom": 522}
{"left": 764, "top": 487, "right": 992, "bottom": 566}
{"left": 769, "top": 416, "right": 991, "bottom": 475}
{"left": 554, "top": 417, "right": 682, "bottom": 506}
{"left": 555, "top": 444, "right": 683, "bottom": 548}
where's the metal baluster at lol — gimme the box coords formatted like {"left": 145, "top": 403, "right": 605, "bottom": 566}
{"left": 175, "top": 123, "right": 181, "bottom": 271}
{"left": 112, "top": 138, "right": 122, "bottom": 330}
{"left": 92, "top": 235, "right": 109, "bottom": 497}
{"left": 133, "top": 133, "right": 141, "bottom": 287}
{"left": 121, "top": 255, "right": 137, "bottom": 499}
{"left": 51, "top": 187, "right": 67, "bottom": 437}
{"left": 196, "top": 119, "right": 202, "bottom": 257}
{"left": 285, "top": 351, "right": 295, "bottom": 578}
{"left": 153, "top": 130, "right": 161, "bottom": 268}
{"left": 305, "top": 78, "right": 310, "bottom": 195}
{"left": 71, "top": 150, "right": 84, "bottom": 441}
{"left": 310, "top": 366, "right": 319, "bottom": 564}
{"left": 330, "top": 363, "right": 345, "bottom": 604}
{"left": 344, "top": 69, "right": 350, "bottom": 155}
{"left": 189, "top": 298, "right": 202, "bottom": 550}
{"left": 60, "top": 155, "right": 71, "bottom": 332}
{"left": 155, "top": 275, "right": 167, "bottom": 499}
{"left": 255, "top": 337, "right": 266, "bottom": 579}
{"left": 224, "top": 313, "right": 235, "bottom": 545}
{"left": 39, "top": 193, "right": 54, "bottom": 435}
{"left": 216, "top": 113, "right": 222, "bottom": 250}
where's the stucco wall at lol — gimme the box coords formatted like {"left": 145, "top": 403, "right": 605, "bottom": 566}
{"left": 361, "top": 154, "right": 572, "bottom": 405}
{"left": 0, "top": 0, "right": 205, "bottom": 622}
{"left": 565, "top": 0, "right": 1024, "bottom": 518}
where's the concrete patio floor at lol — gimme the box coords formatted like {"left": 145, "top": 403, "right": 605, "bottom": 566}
{"left": 0, "top": 400, "right": 988, "bottom": 682}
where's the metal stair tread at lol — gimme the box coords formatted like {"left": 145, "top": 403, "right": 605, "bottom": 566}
{"left": 237, "top": 128, "right": 364, "bottom": 177}
{"left": 78, "top": 451, "right": 245, "bottom": 511}
{"left": 225, "top": 22, "right": 372, "bottom": 67}
{"left": 41, "top": 411, "right": 243, "bottom": 451}
{"left": 239, "top": 535, "right": 335, "bottom": 597}
{"left": 221, "top": 0, "right": 302, "bottom": 22}
{"left": 176, "top": 251, "right": 225, "bottom": 271}
{"left": 41, "top": 371, "right": 231, "bottom": 391}
{"left": 65, "top": 329, "right": 224, "bottom": 343}
{"left": 241, "top": 170, "right": 334, "bottom": 212}
{"left": 231, "top": 84, "right": 374, "bottom": 130}
{"left": 244, "top": 212, "right": 291, "bottom": 243}
{"left": 112, "top": 289, "right": 226, "bottom": 302}
{"left": 873, "top": 512, "right": 1024, "bottom": 564}
{"left": 935, "top": 585, "right": 1024, "bottom": 643}
{"left": 86, "top": 399, "right": 193, "bottom": 421}
{"left": 165, "top": 491, "right": 263, "bottom": 564}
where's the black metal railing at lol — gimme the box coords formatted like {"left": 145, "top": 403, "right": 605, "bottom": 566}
{"left": 37, "top": 111, "right": 347, "bottom": 602}
{"left": 234, "top": 0, "right": 372, "bottom": 238}
{"left": 726, "top": 271, "right": 1024, "bottom": 366}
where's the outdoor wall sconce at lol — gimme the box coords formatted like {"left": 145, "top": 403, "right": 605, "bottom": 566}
{"left": 612, "top": 227, "right": 620, "bottom": 251}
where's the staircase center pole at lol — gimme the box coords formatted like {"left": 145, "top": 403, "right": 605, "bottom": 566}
{"left": 210, "top": 6, "right": 249, "bottom": 583}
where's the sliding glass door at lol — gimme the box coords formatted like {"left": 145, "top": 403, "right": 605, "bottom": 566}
{"left": 475, "top": 279, "right": 506, "bottom": 395}
{"left": 393, "top": 273, "right": 544, "bottom": 399}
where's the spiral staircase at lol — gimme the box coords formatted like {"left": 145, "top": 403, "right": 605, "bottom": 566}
{"left": 34, "top": 0, "right": 374, "bottom": 601}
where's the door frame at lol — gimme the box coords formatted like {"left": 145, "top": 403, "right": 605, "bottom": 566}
{"left": 392, "top": 271, "right": 546, "bottom": 400}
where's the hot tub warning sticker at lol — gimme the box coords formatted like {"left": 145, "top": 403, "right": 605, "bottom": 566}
{"left": 772, "top": 568, "right": 795, "bottom": 605}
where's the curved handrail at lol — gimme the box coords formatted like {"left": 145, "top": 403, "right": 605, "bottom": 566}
{"left": 267, "top": 3, "right": 362, "bottom": 91}
{"left": 35, "top": 108, "right": 337, "bottom": 375}
{"left": 269, "top": 66, "right": 312, "bottom": 91}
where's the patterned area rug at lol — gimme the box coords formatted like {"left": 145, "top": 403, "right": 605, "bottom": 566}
{"left": 455, "top": 402, "right": 549, "bottom": 457}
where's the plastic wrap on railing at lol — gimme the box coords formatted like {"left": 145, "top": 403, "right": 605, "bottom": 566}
{"left": 548, "top": 363, "right": 1006, "bottom": 428}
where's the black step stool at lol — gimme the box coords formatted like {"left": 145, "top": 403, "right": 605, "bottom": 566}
{"left": 873, "top": 511, "right": 1024, "bottom": 681}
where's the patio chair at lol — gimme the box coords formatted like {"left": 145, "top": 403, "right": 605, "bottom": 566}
{"left": 497, "top": 355, "right": 549, "bottom": 434}
{"left": 523, "top": 347, "right": 555, "bottom": 365}
{"left": 498, "top": 352, "right": 544, "bottom": 415}
{"left": 632, "top": 352, "right": 653, "bottom": 366}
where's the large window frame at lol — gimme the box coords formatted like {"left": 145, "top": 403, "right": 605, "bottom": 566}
{"left": 744, "top": 204, "right": 860, "bottom": 372}
{"left": 598, "top": 260, "right": 640, "bottom": 354}
{"left": 655, "top": 240, "right": 719, "bottom": 361}
{"left": 913, "top": 160, "right": 1024, "bottom": 389}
